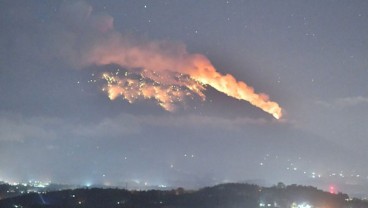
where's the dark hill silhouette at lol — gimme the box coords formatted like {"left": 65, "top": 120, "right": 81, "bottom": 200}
{"left": 0, "top": 183, "right": 367, "bottom": 208}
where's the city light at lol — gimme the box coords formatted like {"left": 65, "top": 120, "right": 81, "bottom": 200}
{"left": 290, "top": 202, "right": 312, "bottom": 208}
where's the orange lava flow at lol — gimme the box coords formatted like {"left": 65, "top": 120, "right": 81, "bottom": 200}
{"left": 188, "top": 55, "right": 283, "bottom": 119}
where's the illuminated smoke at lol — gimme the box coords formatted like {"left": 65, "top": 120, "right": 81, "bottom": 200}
{"left": 61, "top": 1, "right": 283, "bottom": 119}
{"left": 86, "top": 37, "right": 282, "bottom": 119}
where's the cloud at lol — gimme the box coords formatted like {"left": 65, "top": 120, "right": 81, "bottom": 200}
{"left": 72, "top": 114, "right": 141, "bottom": 138}
{"left": 315, "top": 96, "right": 368, "bottom": 109}
{"left": 0, "top": 113, "right": 59, "bottom": 142}
{"left": 0, "top": 110, "right": 277, "bottom": 142}
{"left": 0, "top": 112, "right": 140, "bottom": 142}
{"left": 70, "top": 113, "right": 274, "bottom": 139}
{"left": 335, "top": 96, "right": 368, "bottom": 108}
{"left": 135, "top": 114, "right": 272, "bottom": 129}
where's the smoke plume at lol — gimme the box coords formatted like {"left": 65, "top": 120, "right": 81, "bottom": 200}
{"left": 61, "top": 1, "right": 283, "bottom": 119}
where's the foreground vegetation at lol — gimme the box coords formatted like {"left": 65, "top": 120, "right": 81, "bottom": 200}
{"left": 0, "top": 183, "right": 367, "bottom": 208}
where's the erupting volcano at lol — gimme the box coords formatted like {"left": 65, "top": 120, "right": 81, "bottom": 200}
{"left": 94, "top": 45, "right": 282, "bottom": 119}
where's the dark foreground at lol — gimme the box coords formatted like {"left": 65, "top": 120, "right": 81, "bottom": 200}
{"left": 0, "top": 183, "right": 367, "bottom": 208}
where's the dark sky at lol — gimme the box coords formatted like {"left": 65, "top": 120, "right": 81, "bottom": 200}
{"left": 1, "top": 0, "right": 368, "bottom": 196}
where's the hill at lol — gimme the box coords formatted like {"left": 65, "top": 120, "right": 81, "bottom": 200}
{"left": 0, "top": 183, "right": 367, "bottom": 208}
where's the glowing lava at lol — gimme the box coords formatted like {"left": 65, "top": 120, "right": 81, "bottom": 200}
{"left": 187, "top": 54, "right": 282, "bottom": 119}
{"left": 101, "top": 55, "right": 283, "bottom": 119}
{"left": 102, "top": 70, "right": 205, "bottom": 112}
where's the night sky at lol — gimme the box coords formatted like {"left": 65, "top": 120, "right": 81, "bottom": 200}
{"left": 1, "top": 0, "right": 368, "bottom": 196}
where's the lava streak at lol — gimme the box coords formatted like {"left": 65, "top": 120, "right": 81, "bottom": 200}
{"left": 187, "top": 54, "right": 283, "bottom": 119}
